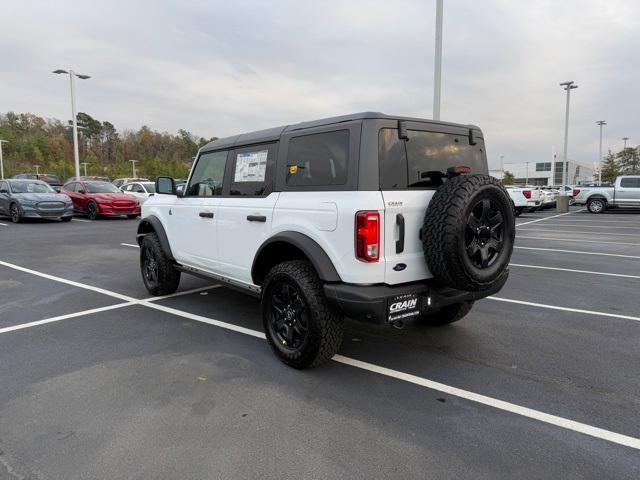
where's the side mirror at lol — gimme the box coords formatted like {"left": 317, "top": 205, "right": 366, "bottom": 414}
{"left": 156, "top": 176, "right": 176, "bottom": 195}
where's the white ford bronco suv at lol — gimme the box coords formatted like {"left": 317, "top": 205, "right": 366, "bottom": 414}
{"left": 137, "top": 113, "right": 515, "bottom": 368}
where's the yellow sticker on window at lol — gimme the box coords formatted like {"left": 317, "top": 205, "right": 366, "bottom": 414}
{"left": 289, "top": 165, "right": 298, "bottom": 174}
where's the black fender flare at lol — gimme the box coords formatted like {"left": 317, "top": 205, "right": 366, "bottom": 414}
{"left": 137, "top": 215, "right": 175, "bottom": 261}
{"left": 252, "top": 232, "right": 341, "bottom": 284}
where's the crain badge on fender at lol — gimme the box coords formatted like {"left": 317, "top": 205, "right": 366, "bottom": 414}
{"left": 393, "top": 263, "right": 406, "bottom": 271}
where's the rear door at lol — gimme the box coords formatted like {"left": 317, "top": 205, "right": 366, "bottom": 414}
{"left": 216, "top": 142, "right": 279, "bottom": 285}
{"left": 616, "top": 177, "right": 640, "bottom": 207}
{"left": 378, "top": 123, "right": 487, "bottom": 285}
{"left": 0, "top": 181, "right": 9, "bottom": 214}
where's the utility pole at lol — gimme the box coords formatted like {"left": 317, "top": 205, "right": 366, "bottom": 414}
{"left": 560, "top": 81, "right": 578, "bottom": 192}
{"left": 432, "top": 0, "right": 443, "bottom": 120}
{"left": 622, "top": 137, "right": 629, "bottom": 149}
{"left": 596, "top": 121, "right": 606, "bottom": 185}
{"left": 0, "top": 140, "right": 7, "bottom": 179}
{"left": 81, "top": 162, "right": 90, "bottom": 177}
{"left": 499, "top": 154, "right": 504, "bottom": 179}
{"left": 53, "top": 69, "right": 91, "bottom": 179}
{"left": 525, "top": 162, "right": 529, "bottom": 185}
{"left": 551, "top": 147, "right": 556, "bottom": 186}
{"left": 129, "top": 159, "right": 138, "bottom": 178}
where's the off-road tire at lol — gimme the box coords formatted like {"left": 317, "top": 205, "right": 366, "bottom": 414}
{"left": 418, "top": 302, "right": 474, "bottom": 326}
{"left": 86, "top": 201, "right": 98, "bottom": 220}
{"left": 140, "top": 233, "right": 181, "bottom": 295}
{"left": 422, "top": 174, "right": 515, "bottom": 292}
{"left": 9, "top": 203, "right": 22, "bottom": 223}
{"left": 587, "top": 198, "right": 606, "bottom": 214}
{"left": 261, "top": 260, "right": 344, "bottom": 369}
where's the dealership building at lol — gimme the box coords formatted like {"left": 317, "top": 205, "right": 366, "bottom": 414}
{"left": 490, "top": 159, "right": 596, "bottom": 186}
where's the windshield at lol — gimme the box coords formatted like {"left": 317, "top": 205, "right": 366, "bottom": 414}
{"left": 9, "top": 181, "right": 54, "bottom": 194}
{"left": 85, "top": 182, "right": 121, "bottom": 193}
{"left": 143, "top": 183, "right": 156, "bottom": 193}
{"left": 379, "top": 128, "right": 487, "bottom": 189}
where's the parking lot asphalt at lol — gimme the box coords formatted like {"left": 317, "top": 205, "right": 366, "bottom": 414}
{"left": 1, "top": 207, "right": 639, "bottom": 479}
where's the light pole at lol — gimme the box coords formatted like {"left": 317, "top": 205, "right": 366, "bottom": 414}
{"left": 34, "top": 164, "right": 40, "bottom": 175}
{"left": 596, "top": 120, "right": 606, "bottom": 185}
{"left": 525, "top": 162, "right": 529, "bottom": 185}
{"left": 53, "top": 69, "right": 91, "bottom": 179}
{"left": 622, "top": 137, "right": 629, "bottom": 149}
{"left": 129, "top": 159, "right": 138, "bottom": 178}
{"left": 0, "top": 140, "right": 7, "bottom": 179}
{"left": 499, "top": 154, "right": 504, "bottom": 178}
{"left": 80, "top": 162, "right": 90, "bottom": 177}
{"left": 560, "top": 81, "right": 578, "bottom": 192}
{"left": 433, "top": 0, "right": 443, "bottom": 120}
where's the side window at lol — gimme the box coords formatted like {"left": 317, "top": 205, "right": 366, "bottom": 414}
{"left": 121, "top": 184, "right": 131, "bottom": 192}
{"left": 621, "top": 178, "right": 640, "bottom": 188}
{"left": 229, "top": 143, "right": 276, "bottom": 196}
{"left": 134, "top": 184, "right": 145, "bottom": 193}
{"left": 66, "top": 183, "right": 77, "bottom": 192}
{"left": 0, "top": 181, "right": 8, "bottom": 192}
{"left": 186, "top": 150, "right": 228, "bottom": 197}
{"left": 286, "top": 130, "right": 349, "bottom": 187}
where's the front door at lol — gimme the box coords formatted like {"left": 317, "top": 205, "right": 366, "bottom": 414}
{"left": 168, "top": 150, "right": 228, "bottom": 273}
{"left": 0, "top": 181, "right": 10, "bottom": 215}
{"left": 216, "top": 143, "right": 279, "bottom": 286}
{"left": 616, "top": 177, "right": 640, "bottom": 207}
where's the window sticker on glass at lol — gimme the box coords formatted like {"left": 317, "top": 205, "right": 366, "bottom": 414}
{"left": 234, "top": 150, "right": 268, "bottom": 183}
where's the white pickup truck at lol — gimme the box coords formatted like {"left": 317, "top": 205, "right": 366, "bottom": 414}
{"left": 573, "top": 176, "right": 640, "bottom": 213}
{"left": 505, "top": 186, "right": 542, "bottom": 215}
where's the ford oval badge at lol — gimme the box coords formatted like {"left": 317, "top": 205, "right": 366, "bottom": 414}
{"left": 393, "top": 263, "right": 407, "bottom": 271}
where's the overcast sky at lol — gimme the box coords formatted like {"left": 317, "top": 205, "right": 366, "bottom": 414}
{"left": 1, "top": 0, "right": 638, "bottom": 168}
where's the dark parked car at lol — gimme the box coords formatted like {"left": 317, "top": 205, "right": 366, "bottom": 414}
{"left": 13, "top": 173, "right": 63, "bottom": 191}
{"left": 60, "top": 180, "right": 140, "bottom": 220}
{"left": 0, "top": 179, "right": 74, "bottom": 223}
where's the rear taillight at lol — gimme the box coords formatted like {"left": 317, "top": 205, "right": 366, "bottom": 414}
{"left": 355, "top": 211, "right": 380, "bottom": 262}
{"left": 523, "top": 189, "right": 532, "bottom": 199}
{"left": 572, "top": 188, "right": 580, "bottom": 197}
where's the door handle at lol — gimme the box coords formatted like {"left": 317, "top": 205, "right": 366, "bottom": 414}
{"left": 199, "top": 211, "right": 214, "bottom": 218}
{"left": 396, "top": 213, "right": 405, "bottom": 254}
{"left": 247, "top": 215, "right": 267, "bottom": 222}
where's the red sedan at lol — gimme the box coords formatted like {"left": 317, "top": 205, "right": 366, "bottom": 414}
{"left": 61, "top": 180, "right": 140, "bottom": 220}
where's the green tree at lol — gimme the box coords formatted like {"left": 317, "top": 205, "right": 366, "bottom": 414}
{"left": 501, "top": 170, "right": 515, "bottom": 185}
{"left": 601, "top": 150, "right": 620, "bottom": 183}
{"left": 616, "top": 147, "right": 640, "bottom": 175}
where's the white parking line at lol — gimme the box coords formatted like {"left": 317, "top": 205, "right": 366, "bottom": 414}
{"left": 121, "top": 243, "right": 139, "bottom": 248}
{"left": 1, "top": 260, "right": 639, "bottom": 450}
{"left": 515, "top": 211, "right": 579, "bottom": 227}
{"left": 517, "top": 236, "right": 640, "bottom": 246}
{"left": 0, "top": 302, "right": 135, "bottom": 335}
{"left": 535, "top": 218, "right": 640, "bottom": 225}
{"left": 72, "top": 218, "right": 92, "bottom": 223}
{"left": 487, "top": 297, "right": 640, "bottom": 323}
{"left": 510, "top": 263, "right": 640, "bottom": 280}
{"left": 333, "top": 355, "right": 640, "bottom": 451}
{"left": 519, "top": 224, "right": 640, "bottom": 230}
{"left": 518, "top": 229, "right": 640, "bottom": 237}
{"left": 514, "top": 246, "right": 640, "bottom": 259}
{"left": 0, "top": 222, "right": 7, "bottom": 226}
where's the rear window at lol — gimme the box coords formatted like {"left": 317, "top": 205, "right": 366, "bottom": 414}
{"left": 620, "top": 178, "right": 640, "bottom": 188}
{"left": 379, "top": 128, "right": 487, "bottom": 189}
{"left": 286, "top": 130, "right": 349, "bottom": 187}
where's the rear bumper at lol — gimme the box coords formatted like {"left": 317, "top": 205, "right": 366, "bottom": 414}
{"left": 324, "top": 271, "right": 509, "bottom": 325}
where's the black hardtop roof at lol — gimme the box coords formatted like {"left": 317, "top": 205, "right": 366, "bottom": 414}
{"left": 201, "top": 112, "right": 481, "bottom": 152}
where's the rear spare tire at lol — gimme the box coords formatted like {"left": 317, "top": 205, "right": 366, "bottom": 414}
{"left": 422, "top": 174, "right": 515, "bottom": 292}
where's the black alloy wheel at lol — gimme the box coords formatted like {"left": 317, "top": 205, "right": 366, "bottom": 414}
{"left": 465, "top": 198, "right": 504, "bottom": 269}
{"left": 10, "top": 204, "right": 22, "bottom": 223}
{"left": 267, "top": 280, "right": 309, "bottom": 350}
{"left": 142, "top": 244, "right": 159, "bottom": 287}
{"left": 87, "top": 202, "right": 98, "bottom": 220}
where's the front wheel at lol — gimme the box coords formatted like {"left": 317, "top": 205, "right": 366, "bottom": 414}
{"left": 587, "top": 198, "right": 606, "bottom": 214}
{"left": 86, "top": 202, "right": 99, "bottom": 220}
{"left": 261, "top": 260, "right": 344, "bottom": 369}
{"left": 418, "top": 302, "right": 474, "bottom": 326}
{"left": 140, "top": 233, "right": 181, "bottom": 295}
